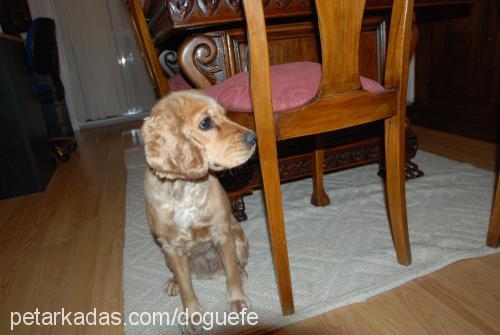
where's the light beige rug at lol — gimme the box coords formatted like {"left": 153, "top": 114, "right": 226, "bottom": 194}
{"left": 123, "top": 148, "right": 498, "bottom": 334}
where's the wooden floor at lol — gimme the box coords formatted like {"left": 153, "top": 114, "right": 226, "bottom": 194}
{"left": 0, "top": 123, "right": 498, "bottom": 335}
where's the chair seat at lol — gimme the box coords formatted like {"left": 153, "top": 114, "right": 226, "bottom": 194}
{"left": 168, "top": 73, "right": 193, "bottom": 91}
{"left": 201, "top": 62, "right": 385, "bottom": 112}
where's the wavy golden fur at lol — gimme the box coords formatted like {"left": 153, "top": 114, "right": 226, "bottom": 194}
{"left": 141, "top": 91, "right": 256, "bottom": 332}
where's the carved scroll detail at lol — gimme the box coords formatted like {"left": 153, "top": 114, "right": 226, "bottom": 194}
{"left": 159, "top": 50, "right": 180, "bottom": 77}
{"left": 178, "top": 35, "right": 224, "bottom": 88}
{"left": 193, "top": 38, "right": 222, "bottom": 85}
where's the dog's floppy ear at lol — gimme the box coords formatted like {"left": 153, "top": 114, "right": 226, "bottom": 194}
{"left": 141, "top": 100, "right": 208, "bottom": 180}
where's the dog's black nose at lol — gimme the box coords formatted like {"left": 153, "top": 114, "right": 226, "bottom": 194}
{"left": 244, "top": 132, "right": 257, "bottom": 146}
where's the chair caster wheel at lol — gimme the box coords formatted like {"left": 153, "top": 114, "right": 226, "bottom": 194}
{"left": 58, "top": 152, "right": 70, "bottom": 162}
{"left": 67, "top": 142, "right": 77, "bottom": 152}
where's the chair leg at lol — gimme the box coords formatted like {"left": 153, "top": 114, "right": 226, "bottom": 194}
{"left": 384, "top": 116, "right": 411, "bottom": 265}
{"left": 311, "top": 135, "right": 331, "bottom": 207}
{"left": 257, "top": 142, "right": 295, "bottom": 315}
{"left": 487, "top": 173, "right": 500, "bottom": 247}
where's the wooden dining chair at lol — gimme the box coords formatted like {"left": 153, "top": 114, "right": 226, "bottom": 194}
{"left": 239, "top": 0, "right": 414, "bottom": 315}
{"left": 487, "top": 173, "right": 500, "bottom": 247}
{"left": 127, "top": 0, "right": 413, "bottom": 315}
{"left": 126, "top": 0, "right": 411, "bottom": 218}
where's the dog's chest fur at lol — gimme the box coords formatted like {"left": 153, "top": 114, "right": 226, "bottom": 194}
{"left": 162, "top": 179, "right": 209, "bottom": 226}
{"left": 145, "top": 172, "right": 223, "bottom": 256}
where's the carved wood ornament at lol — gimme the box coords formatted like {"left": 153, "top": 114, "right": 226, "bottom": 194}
{"left": 179, "top": 34, "right": 225, "bottom": 88}
{"left": 168, "top": 0, "right": 195, "bottom": 20}
{"left": 198, "top": 0, "right": 221, "bottom": 16}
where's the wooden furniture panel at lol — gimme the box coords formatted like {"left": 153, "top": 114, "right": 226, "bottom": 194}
{"left": 412, "top": 0, "right": 498, "bottom": 142}
{"left": 146, "top": 0, "right": 476, "bottom": 44}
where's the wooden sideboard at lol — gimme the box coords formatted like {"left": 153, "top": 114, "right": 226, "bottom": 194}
{"left": 412, "top": 0, "right": 498, "bottom": 143}
{"left": 131, "top": 0, "right": 478, "bottom": 220}
{"left": 144, "top": 0, "right": 476, "bottom": 43}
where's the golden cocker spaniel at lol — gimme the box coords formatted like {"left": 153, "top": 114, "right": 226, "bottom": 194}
{"left": 141, "top": 91, "right": 256, "bottom": 329}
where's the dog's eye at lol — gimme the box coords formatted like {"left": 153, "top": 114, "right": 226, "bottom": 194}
{"left": 199, "top": 117, "right": 214, "bottom": 131}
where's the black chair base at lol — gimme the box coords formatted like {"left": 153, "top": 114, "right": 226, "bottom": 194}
{"left": 50, "top": 137, "right": 77, "bottom": 162}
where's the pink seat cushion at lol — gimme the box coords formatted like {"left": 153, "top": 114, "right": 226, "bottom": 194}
{"left": 202, "top": 62, "right": 385, "bottom": 112}
{"left": 168, "top": 73, "right": 193, "bottom": 91}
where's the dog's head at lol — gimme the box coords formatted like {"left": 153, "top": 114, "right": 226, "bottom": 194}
{"left": 141, "top": 91, "right": 256, "bottom": 180}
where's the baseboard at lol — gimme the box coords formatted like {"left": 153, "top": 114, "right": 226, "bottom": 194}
{"left": 79, "top": 111, "right": 149, "bottom": 130}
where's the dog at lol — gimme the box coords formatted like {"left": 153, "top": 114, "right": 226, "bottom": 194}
{"left": 141, "top": 91, "right": 256, "bottom": 330}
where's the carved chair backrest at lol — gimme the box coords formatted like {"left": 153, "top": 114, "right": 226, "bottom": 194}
{"left": 179, "top": 20, "right": 388, "bottom": 89}
{"left": 242, "top": 0, "right": 413, "bottom": 99}
{"left": 315, "top": 0, "right": 366, "bottom": 96}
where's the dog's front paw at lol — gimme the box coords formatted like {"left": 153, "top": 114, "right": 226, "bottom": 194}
{"left": 178, "top": 322, "right": 204, "bottom": 335}
{"left": 229, "top": 295, "right": 252, "bottom": 312}
{"left": 178, "top": 303, "right": 204, "bottom": 335}
{"left": 164, "top": 277, "right": 180, "bottom": 296}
